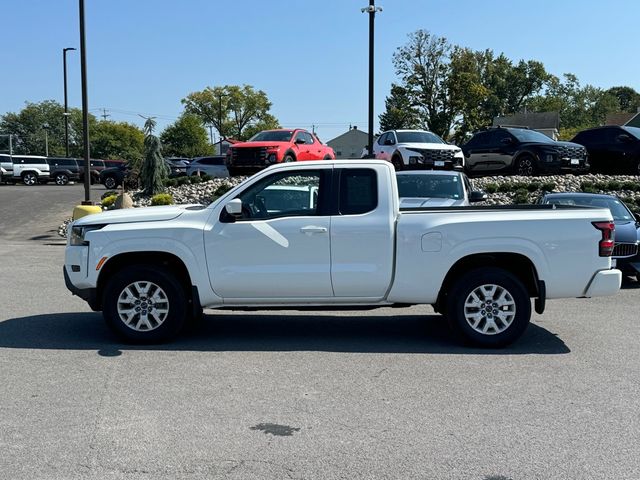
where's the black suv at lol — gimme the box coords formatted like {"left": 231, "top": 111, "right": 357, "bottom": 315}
{"left": 100, "top": 162, "right": 129, "bottom": 189}
{"left": 461, "top": 126, "right": 589, "bottom": 176}
{"left": 571, "top": 126, "right": 640, "bottom": 175}
{"left": 46, "top": 157, "right": 80, "bottom": 185}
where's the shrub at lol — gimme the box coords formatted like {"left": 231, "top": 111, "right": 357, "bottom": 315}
{"left": 101, "top": 194, "right": 118, "bottom": 209}
{"left": 484, "top": 183, "right": 498, "bottom": 194}
{"left": 497, "top": 183, "right": 514, "bottom": 193}
{"left": 176, "top": 176, "right": 191, "bottom": 186}
{"left": 580, "top": 181, "right": 594, "bottom": 192}
{"left": 621, "top": 181, "right": 639, "bottom": 192}
{"left": 191, "top": 175, "right": 203, "bottom": 184}
{"left": 151, "top": 193, "right": 174, "bottom": 206}
{"left": 540, "top": 181, "right": 556, "bottom": 192}
{"left": 164, "top": 178, "right": 177, "bottom": 187}
{"left": 101, "top": 190, "right": 118, "bottom": 200}
{"left": 526, "top": 182, "right": 541, "bottom": 192}
{"left": 513, "top": 188, "right": 529, "bottom": 205}
{"left": 200, "top": 174, "right": 212, "bottom": 182}
{"left": 214, "top": 183, "right": 233, "bottom": 197}
{"left": 606, "top": 180, "right": 622, "bottom": 191}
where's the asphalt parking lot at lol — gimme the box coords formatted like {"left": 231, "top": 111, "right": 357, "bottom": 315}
{"left": 0, "top": 184, "right": 639, "bottom": 479}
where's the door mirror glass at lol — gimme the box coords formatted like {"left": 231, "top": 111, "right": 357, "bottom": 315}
{"left": 295, "top": 138, "right": 306, "bottom": 144}
{"left": 500, "top": 137, "right": 513, "bottom": 145}
{"left": 225, "top": 198, "right": 243, "bottom": 215}
{"left": 469, "top": 190, "right": 488, "bottom": 203}
{"left": 617, "top": 134, "right": 633, "bottom": 143}
{"left": 384, "top": 138, "right": 395, "bottom": 146}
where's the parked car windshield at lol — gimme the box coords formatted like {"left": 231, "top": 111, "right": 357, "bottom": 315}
{"left": 509, "top": 129, "right": 555, "bottom": 144}
{"left": 544, "top": 195, "right": 634, "bottom": 221}
{"left": 249, "top": 131, "right": 294, "bottom": 142}
{"left": 396, "top": 173, "right": 464, "bottom": 200}
{"left": 395, "top": 131, "right": 445, "bottom": 144}
{"left": 622, "top": 126, "right": 640, "bottom": 139}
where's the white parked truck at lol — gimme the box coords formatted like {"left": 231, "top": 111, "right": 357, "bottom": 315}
{"left": 64, "top": 160, "right": 621, "bottom": 347}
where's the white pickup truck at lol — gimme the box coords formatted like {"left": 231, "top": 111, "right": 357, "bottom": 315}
{"left": 64, "top": 160, "right": 621, "bottom": 347}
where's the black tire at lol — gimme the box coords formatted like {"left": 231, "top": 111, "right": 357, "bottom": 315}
{"left": 445, "top": 267, "right": 531, "bottom": 348}
{"left": 514, "top": 155, "right": 536, "bottom": 176}
{"left": 103, "top": 175, "right": 118, "bottom": 189}
{"left": 102, "top": 265, "right": 188, "bottom": 344}
{"left": 391, "top": 155, "right": 403, "bottom": 171}
{"left": 55, "top": 173, "right": 69, "bottom": 186}
{"left": 323, "top": 155, "right": 332, "bottom": 160}
{"left": 22, "top": 172, "right": 38, "bottom": 186}
{"left": 283, "top": 153, "right": 296, "bottom": 163}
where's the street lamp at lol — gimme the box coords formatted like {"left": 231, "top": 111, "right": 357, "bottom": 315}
{"left": 42, "top": 123, "right": 50, "bottom": 156}
{"left": 63, "top": 47, "right": 76, "bottom": 158}
{"left": 361, "top": 1, "right": 382, "bottom": 158}
{"left": 79, "top": 0, "right": 91, "bottom": 204}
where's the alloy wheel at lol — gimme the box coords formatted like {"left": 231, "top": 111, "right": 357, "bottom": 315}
{"left": 117, "top": 281, "right": 170, "bottom": 332}
{"left": 463, "top": 283, "right": 516, "bottom": 335}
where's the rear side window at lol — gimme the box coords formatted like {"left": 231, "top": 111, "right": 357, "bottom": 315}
{"left": 338, "top": 168, "right": 378, "bottom": 215}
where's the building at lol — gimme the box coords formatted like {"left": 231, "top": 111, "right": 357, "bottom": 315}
{"left": 605, "top": 110, "right": 640, "bottom": 128}
{"left": 493, "top": 112, "right": 560, "bottom": 140}
{"left": 214, "top": 138, "right": 240, "bottom": 156}
{"left": 327, "top": 127, "right": 370, "bottom": 159}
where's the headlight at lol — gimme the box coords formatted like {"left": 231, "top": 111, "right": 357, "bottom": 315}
{"left": 70, "top": 224, "right": 104, "bottom": 246}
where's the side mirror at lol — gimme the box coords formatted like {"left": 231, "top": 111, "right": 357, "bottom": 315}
{"left": 617, "top": 134, "right": 633, "bottom": 143}
{"left": 634, "top": 212, "right": 640, "bottom": 223}
{"left": 500, "top": 137, "right": 513, "bottom": 145}
{"left": 469, "top": 191, "right": 488, "bottom": 203}
{"left": 295, "top": 138, "right": 306, "bottom": 145}
{"left": 225, "top": 198, "right": 243, "bottom": 215}
{"left": 384, "top": 139, "right": 395, "bottom": 146}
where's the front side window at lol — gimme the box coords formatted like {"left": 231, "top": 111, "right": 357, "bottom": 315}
{"left": 377, "top": 133, "right": 388, "bottom": 145}
{"left": 396, "top": 174, "right": 464, "bottom": 200}
{"left": 338, "top": 168, "right": 378, "bottom": 215}
{"left": 236, "top": 170, "right": 323, "bottom": 220}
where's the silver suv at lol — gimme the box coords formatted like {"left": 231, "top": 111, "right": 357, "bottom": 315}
{"left": 11, "top": 155, "right": 51, "bottom": 185}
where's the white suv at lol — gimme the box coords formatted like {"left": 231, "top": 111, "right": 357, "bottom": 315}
{"left": 11, "top": 155, "right": 50, "bottom": 185}
{"left": 0, "top": 154, "right": 14, "bottom": 183}
{"left": 373, "top": 129, "right": 464, "bottom": 171}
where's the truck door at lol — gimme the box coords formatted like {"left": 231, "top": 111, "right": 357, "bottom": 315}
{"left": 330, "top": 167, "right": 395, "bottom": 298}
{"left": 205, "top": 168, "right": 334, "bottom": 299}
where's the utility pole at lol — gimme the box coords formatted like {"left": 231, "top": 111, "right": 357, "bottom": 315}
{"left": 43, "top": 124, "right": 50, "bottom": 156}
{"left": 100, "top": 108, "right": 110, "bottom": 120}
{"left": 361, "top": 1, "right": 382, "bottom": 158}
{"left": 79, "top": 0, "right": 91, "bottom": 204}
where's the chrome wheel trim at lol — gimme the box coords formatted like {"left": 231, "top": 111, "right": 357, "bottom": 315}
{"left": 56, "top": 174, "right": 68, "bottom": 185}
{"left": 517, "top": 158, "right": 533, "bottom": 176}
{"left": 105, "top": 177, "right": 116, "bottom": 189}
{"left": 117, "top": 281, "right": 170, "bottom": 332}
{"left": 24, "top": 173, "right": 37, "bottom": 185}
{"left": 463, "top": 284, "right": 516, "bottom": 335}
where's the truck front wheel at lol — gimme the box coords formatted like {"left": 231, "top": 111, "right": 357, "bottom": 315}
{"left": 445, "top": 267, "right": 531, "bottom": 348}
{"left": 102, "top": 265, "right": 187, "bottom": 343}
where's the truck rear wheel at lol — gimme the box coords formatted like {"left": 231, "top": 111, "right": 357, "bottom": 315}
{"left": 102, "top": 265, "right": 187, "bottom": 343}
{"left": 445, "top": 267, "right": 531, "bottom": 348}
{"left": 22, "top": 172, "right": 38, "bottom": 186}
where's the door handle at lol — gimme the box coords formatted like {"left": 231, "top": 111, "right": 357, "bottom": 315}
{"left": 300, "top": 226, "right": 327, "bottom": 234}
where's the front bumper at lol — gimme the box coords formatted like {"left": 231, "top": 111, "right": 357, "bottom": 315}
{"left": 64, "top": 266, "right": 99, "bottom": 309}
{"left": 582, "top": 269, "right": 622, "bottom": 297}
{"left": 560, "top": 159, "right": 590, "bottom": 173}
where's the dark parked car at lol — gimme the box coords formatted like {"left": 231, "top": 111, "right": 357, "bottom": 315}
{"left": 461, "top": 126, "right": 589, "bottom": 177}
{"left": 99, "top": 162, "right": 128, "bottom": 189}
{"left": 164, "top": 158, "right": 189, "bottom": 177}
{"left": 46, "top": 157, "right": 80, "bottom": 185}
{"left": 570, "top": 126, "right": 640, "bottom": 175}
{"left": 78, "top": 159, "right": 106, "bottom": 184}
{"left": 540, "top": 193, "right": 640, "bottom": 281}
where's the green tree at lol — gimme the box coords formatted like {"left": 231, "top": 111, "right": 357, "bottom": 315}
{"left": 378, "top": 84, "right": 420, "bottom": 132}
{"left": 392, "top": 30, "right": 453, "bottom": 138}
{"left": 605, "top": 86, "right": 640, "bottom": 113}
{"left": 0, "top": 100, "right": 90, "bottom": 155}
{"left": 182, "top": 84, "right": 279, "bottom": 140}
{"left": 140, "top": 118, "right": 168, "bottom": 195}
{"left": 240, "top": 113, "right": 281, "bottom": 140}
{"left": 90, "top": 121, "right": 144, "bottom": 166}
{"left": 160, "top": 113, "right": 213, "bottom": 158}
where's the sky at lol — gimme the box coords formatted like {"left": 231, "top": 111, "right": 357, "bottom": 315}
{"left": 2, "top": 0, "right": 639, "bottom": 144}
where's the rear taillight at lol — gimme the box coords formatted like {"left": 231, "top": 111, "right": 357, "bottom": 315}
{"left": 592, "top": 221, "right": 615, "bottom": 257}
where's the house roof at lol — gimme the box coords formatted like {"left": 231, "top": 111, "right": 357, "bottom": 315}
{"left": 624, "top": 112, "right": 640, "bottom": 128}
{"left": 605, "top": 112, "right": 637, "bottom": 126}
{"left": 493, "top": 112, "right": 559, "bottom": 130}
{"left": 327, "top": 128, "right": 369, "bottom": 146}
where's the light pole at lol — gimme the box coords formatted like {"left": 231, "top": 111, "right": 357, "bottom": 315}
{"left": 79, "top": 0, "right": 91, "bottom": 204}
{"left": 43, "top": 123, "right": 50, "bottom": 156}
{"left": 63, "top": 47, "right": 76, "bottom": 158}
{"left": 361, "top": 1, "right": 382, "bottom": 158}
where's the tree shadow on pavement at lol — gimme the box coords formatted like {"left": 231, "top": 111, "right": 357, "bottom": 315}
{"left": 0, "top": 311, "right": 570, "bottom": 355}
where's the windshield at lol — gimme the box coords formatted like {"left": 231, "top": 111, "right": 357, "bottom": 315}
{"left": 509, "top": 129, "right": 555, "bottom": 144}
{"left": 249, "top": 130, "right": 293, "bottom": 142}
{"left": 544, "top": 196, "right": 633, "bottom": 221}
{"left": 623, "top": 126, "right": 640, "bottom": 140}
{"left": 396, "top": 131, "right": 445, "bottom": 144}
{"left": 396, "top": 174, "right": 464, "bottom": 200}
